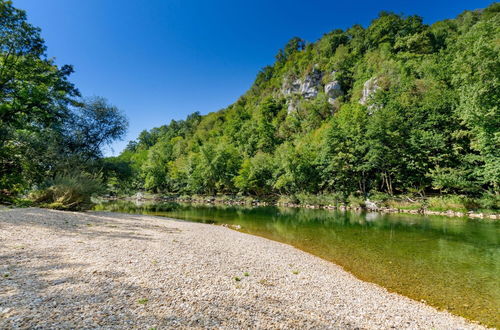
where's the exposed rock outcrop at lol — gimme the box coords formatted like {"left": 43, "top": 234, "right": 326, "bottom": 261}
{"left": 282, "top": 67, "right": 346, "bottom": 113}
{"left": 299, "top": 68, "right": 323, "bottom": 99}
{"left": 324, "top": 80, "right": 343, "bottom": 105}
{"left": 287, "top": 100, "right": 298, "bottom": 113}
{"left": 359, "top": 77, "right": 381, "bottom": 112}
{"left": 282, "top": 68, "right": 323, "bottom": 100}
{"left": 282, "top": 79, "right": 302, "bottom": 97}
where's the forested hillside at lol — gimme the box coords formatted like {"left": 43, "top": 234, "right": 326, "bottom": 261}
{"left": 110, "top": 3, "right": 499, "bottom": 206}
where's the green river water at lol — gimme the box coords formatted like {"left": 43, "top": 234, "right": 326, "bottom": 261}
{"left": 94, "top": 200, "right": 500, "bottom": 327}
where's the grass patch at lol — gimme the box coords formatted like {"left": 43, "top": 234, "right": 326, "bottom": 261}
{"left": 426, "top": 196, "right": 470, "bottom": 212}
{"left": 243, "top": 272, "right": 250, "bottom": 277}
{"left": 233, "top": 276, "right": 241, "bottom": 282}
{"left": 387, "top": 199, "right": 423, "bottom": 210}
{"left": 258, "top": 279, "right": 275, "bottom": 287}
{"left": 137, "top": 298, "right": 149, "bottom": 304}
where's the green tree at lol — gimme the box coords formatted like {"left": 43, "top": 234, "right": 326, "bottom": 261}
{"left": 234, "top": 152, "right": 275, "bottom": 196}
{"left": 452, "top": 11, "right": 500, "bottom": 192}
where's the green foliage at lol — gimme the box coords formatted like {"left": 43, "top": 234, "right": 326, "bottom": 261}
{"left": 234, "top": 152, "right": 275, "bottom": 196}
{"left": 451, "top": 13, "right": 500, "bottom": 190}
{"left": 294, "top": 192, "right": 344, "bottom": 206}
{"left": 477, "top": 191, "right": 500, "bottom": 210}
{"left": 65, "top": 97, "right": 128, "bottom": 160}
{"left": 426, "top": 195, "right": 474, "bottom": 213}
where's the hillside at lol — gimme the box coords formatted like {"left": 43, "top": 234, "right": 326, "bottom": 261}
{"left": 109, "top": 3, "right": 499, "bottom": 206}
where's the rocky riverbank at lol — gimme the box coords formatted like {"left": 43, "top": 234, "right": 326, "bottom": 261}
{"left": 0, "top": 208, "right": 487, "bottom": 329}
{"left": 117, "top": 194, "right": 499, "bottom": 220}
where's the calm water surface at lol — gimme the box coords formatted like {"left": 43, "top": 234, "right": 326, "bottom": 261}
{"left": 94, "top": 200, "right": 500, "bottom": 327}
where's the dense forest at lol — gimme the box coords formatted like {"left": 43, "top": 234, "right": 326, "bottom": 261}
{"left": 1, "top": 1, "right": 499, "bottom": 211}
{"left": 108, "top": 3, "right": 499, "bottom": 209}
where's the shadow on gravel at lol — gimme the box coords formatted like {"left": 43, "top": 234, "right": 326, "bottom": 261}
{"left": 0, "top": 249, "right": 148, "bottom": 328}
{"left": 0, "top": 208, "right": 181, "bottom": 242}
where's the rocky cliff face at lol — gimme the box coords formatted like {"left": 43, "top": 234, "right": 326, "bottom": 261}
{"left": 359, "top": 77, "right": 381, "bottom": 113}
{"left": 324, "top": 80, "right": 343, "bottom": 105}
{"left": 281, "top": 67, "right": 343, "bottom": 113}
{"left": 282, "top": 68, "right": 323, "bottom": 100}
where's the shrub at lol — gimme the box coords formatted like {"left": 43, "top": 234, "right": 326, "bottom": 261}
{"left": 295, "top": 192, "right": 344, "bottom": 206}
{"left": 13, "top": 198, "right": 34, "bottom": 208}
{"left": 386, "top": 197, "right": 423, "bottom": 210}
{"left": 477, "top": 192, "right": 500, "bottom": 211}
{"left": 277, "top": 195, "right": 299, "bottom": 204}
{"left": 368, "top": 191, "right": 392, "bottom": 205}
{"left": 31, "top": 172, "right": 104, "bottom": 211}
{"left": 347, "top": 194, "right": 365, "bottom": 208}
{"left": 426, "top": 195, "right": 472, "bottom": 212}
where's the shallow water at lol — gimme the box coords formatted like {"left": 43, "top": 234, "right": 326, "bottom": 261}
{"left": 94, "top": 200, "right": 500, "bottom": 327}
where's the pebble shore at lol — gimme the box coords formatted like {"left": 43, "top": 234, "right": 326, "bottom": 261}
{"left": 0, "top": 208, "right": 487, "bottom": 329}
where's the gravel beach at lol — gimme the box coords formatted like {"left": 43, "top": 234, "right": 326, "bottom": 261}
{"left": 0, "top": 207, "right": 486, "bottom": 329}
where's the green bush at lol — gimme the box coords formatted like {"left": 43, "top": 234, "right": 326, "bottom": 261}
{"left": 347, "top": 194, "right": 365, "bottom": 208}
{"left": 295, "top": 193, "right": 344, "bottom": 206}
{"left": 13, "top": 198, "right": 34, "bottom": 208}
{"left": 425, "top": 195, "right": 476, "bottom": 212}
{"left": 477, "top": 192, "right": 500, "bottom": 211}
{"left": 368, "top": 191, "right": 392, "bottom": 205}
{"left": 277, "top": 195, "right": 299, "bottom": 204}
{"left": 31, "top": 172, "right": 104, "bottom": 211}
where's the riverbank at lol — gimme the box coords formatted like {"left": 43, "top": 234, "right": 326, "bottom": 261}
{"left": 0, "top": 208, "right": 486, "bottom": 329}
{"left": 115, "top": 193, "right": 499, "bottom": 220}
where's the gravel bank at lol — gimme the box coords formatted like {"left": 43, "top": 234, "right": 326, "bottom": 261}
{"left": 0, "top": 208, "right": 486, "bottom": 329}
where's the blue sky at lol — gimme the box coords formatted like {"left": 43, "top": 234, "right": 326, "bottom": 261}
{"left": 15, "top": 0, "right": 492, "bottom": 156}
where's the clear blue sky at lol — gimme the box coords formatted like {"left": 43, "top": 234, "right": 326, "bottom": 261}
{"left": 15, "top": 0, "right": 492, "bottom": 156}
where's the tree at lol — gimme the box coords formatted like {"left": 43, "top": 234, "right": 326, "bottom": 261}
{"left": 452, "top": 11, "right": 500, "bottom": 192}
{"left": 275, "top": 37, "right": 305, "bottom": 62}
{"left": 0, "top": 0, "right": 78, "bottom": 127}
{"left": 64, "top": 97, "right": 128, "bottom": 160}
{"left": 320, "top": 105, "right": 369, "bottom": 197}
{"left": 0, "top": 0, "right": 79, "bottom": 193}
{"left": 234, "top": 152, "right": 275, "bottom": 196}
